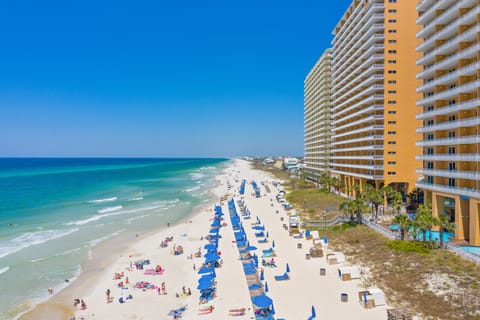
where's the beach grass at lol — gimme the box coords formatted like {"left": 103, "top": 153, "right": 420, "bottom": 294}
{"left": 312, "top": 224, "right": 480, "bottom": 320}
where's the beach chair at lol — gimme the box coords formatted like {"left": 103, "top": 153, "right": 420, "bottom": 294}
{"left": 258, "top": 238, "right": 268, "bottom": 243}
{"left": 229, "top": 308, "right": 246, "bottom": 316}
{"left": 255, "top": 231, "right": 265, "bottom": 238}
{"left": 262, "top": 248, "right": 273, "bottom": 254}
{"left": 293, "top": 231, "right": 304, "bottom": 239}
{"left": 274, "top": 272, "right": 290, "bottom": 281}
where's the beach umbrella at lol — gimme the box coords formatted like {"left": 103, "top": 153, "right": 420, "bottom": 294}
{"left": 245, "top": 245, "right": 257, "bottom": 251}
{"left": 257, "top": 216, "right": 260, "bottom": 222}
{"left": 249, "top": 283, "right": 262, "bottom": 290}
{"left": 197, "top": 281, "right": 213, "bottom": 290}
{"left": 311, "top": 305, "right": 316, "bottom": 318}
{"left": 272, "top": 240, "right": 275, "bottom": 248}
{"left": 266, "top": 231, "right": 269, "bottom": 238}
{"left": 209, "top": 228, "right": 220, "bottom": 234}
{"left": 210, "top": 219, "right": 221, "bottom": 227}
{"left": 252, "top": 294, "right": 272, "bottom": 308}
{"left": 286, "top": 263, "right": 290, "bottom": 273}
{"left": 204, "top": 243, "right": 217, "bottom": 250}
{"left": 198, "top": 266, "right": 214, "bottom": 274}
{"left": 271, "top": 302, "right": 275, "bottom": 314}
{"left": 204, "top": 253, "right": 221, "bottom": 260}
{"left": 264, "top": 281, "right": 269, "bottom": 292}
{"left": 260, "top": 270, "right": 264, "bottom": 281}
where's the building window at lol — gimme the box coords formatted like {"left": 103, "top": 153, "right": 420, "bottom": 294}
{"left": 448, "top": 147, "right": 456, "bottom": 154}
{"left": 388, "top": 141, "right": 396, "bottom": 145}
{"left": 388, "top": 70, "right": 397, "bottom": 74}
{"left": 388, "top": 171, "right": 396, "bottom": 176}
{"left": 427, "top": 162, "right": 433, "bottom": 169}
{"left": 388, "top": 9, "right": 397, "bottom": 13}
{"left": 426, "top": 119, "right": 434, "bottom": 126}
{"left": 388, "top": 60, "right": 397, "bottom": 64}
{"left": 388, "top": 151, "right": 396, "bottom": 155}
{"left": 448, "top": 131, "right": 456, "bottom": 138}
{"left": 389, "top": 0, "right": 397, "bottom": 2}
{"left": 427, "top": 148, "right": 434, "bottom": 155}
{"left": 427, "top": 133, "right": 434, "bottom": 140}
{"left": 448, "top": 115, "right": 456, "bottom": 122}
{"left": 388, "top": 40, "right": 397, "bottom": 44}
{"left": 448, "top": 178, "right": 456, "bottom": 187}
{"left": 388, "top": 121, "right": 396, "bottom": 124}
{"left": 388, "top": 161, "right": 396, "bottom": 165}
{"left": 426, "top": 105, "right": 434, "bottom": 111}
{"left": 388, "top": 100, "right": 396, "bottom": 104}
{"left": 388, "top": 19, "right": 397, "bottom": 23}
{"left": 388, "top": 50, "right": 397, "bottom": 54}
{"left": 388, "top": 30, "right": 397, "bottom": 34}
{"left": 388, "top": 90, "right": 397, "bottom": 94}
{"left": 388, "top": 111, "right": 396, "bottom": 114}
{"left": 427, "top": 176, "right": 434, "bottom": 184}
{"left": 448, "top": 99, "right": 456, "bottom": 105}
{"left": 449, "top": 162, "right": 456, "bottom": 171}
{"left": 388, "top": 80, "right": 397, "bottom": 84}
{"left": 388, "top": 131, "right": 396, "bottom": 135}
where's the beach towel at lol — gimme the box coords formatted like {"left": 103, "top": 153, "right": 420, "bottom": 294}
{"left": 144, "top": 269, "right": 164, "bottom": 275}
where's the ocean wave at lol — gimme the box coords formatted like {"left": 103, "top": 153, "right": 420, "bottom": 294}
{"left": 190, "top": 172, "right": 205, "bottom": 180}
{"left": 67, "top": 204, "right": 170, "bottom": 226}
{"left": 88, "top": 230, "right": 124, "bottom": 247}
{"left": 128, "top": 197, "right": 143, "bottom": 201}
{"left": 97, "top": 205, "right": 123, "bottom": 214}
{"left": 0, "top": 228, "right": 79, "bottom": 259}
{"left": 126, "top": 214, "right": 151, "bottom": 224}
{"left": 0, "top": 266, "right": 10, "bottom": 275}
{"left": 152, "top": 198, "right": 180, "bottom": 206}
{"left": 88, "top": 197, "right": 117, "bottom": 204}
{"left": 184, "top": 186, "right": 201, "bottom": 192}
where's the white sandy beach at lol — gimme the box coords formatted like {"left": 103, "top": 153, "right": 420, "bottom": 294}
{"left": 24, "top": 159, "right": 389, "bottom": 320}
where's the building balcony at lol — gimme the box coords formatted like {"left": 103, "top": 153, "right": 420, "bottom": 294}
{"left": 416, "top": 80, "right": 480, "bottom": 106}
{"left": 331, "top": 134, "right": 384, "bottom": 146}
{"left": 333, "top": 104, "right": 383, "bottom": 125}
{"left": 333, "top": 115, "right": 384, "bottom": 132}
{"left": 333, "top": 61, "right": 384, "bottom": 94}
{"left": 416, "top": 117, "right": 480, "bottom": 133}
{"left": 333, "top": 124, "right": 384, "bottom": 139}
{"left": 332, "top": 144, "right": 384, "bottom": 153}
{"left": 333, "top": 163, "right": 384, "bottom": 171}
{"left": 416, "top": 135, "right": 480, "bottom": 147}
{"left": 417, "top": 168, "right": 479, "bottom": 180}
{"left": 416, "top": 0, "right": 450, "bottom": 26}
{"left": 417, "top": 61, "right": 480, "bottom": 93}
{"left": 331, "top": 169, "right": 384, "bottom": 180}
{"left": 333, "top": 85, "right": 384, "bottom": 112}
{"left": 333, "top": 69, "right": 383, "bottom": 99}
{"left": 331, "top": 155, "right": 384, "bottom": 160}
{"left": 416, "top": 153, "right": 480, "bottom": 161}
{"left": 416, "top": 181, "right": 480, "bottom": 198}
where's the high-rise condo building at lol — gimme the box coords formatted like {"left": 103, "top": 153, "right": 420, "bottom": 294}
{"left": 304, "top": 49, "right": 333, "bottom": 182}
{"left": 416, "top": 0, "right": 480, "bottom": 245}
{"left": 330, "top": 0, "right": 421, "bottom": 198}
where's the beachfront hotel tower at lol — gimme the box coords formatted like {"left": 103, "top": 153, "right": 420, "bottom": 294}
{"left": 330, "top": 0, "right": 421, "bottom": 198}
{"left": 415, "top": 0, "right": 480, "bottom": 246}
{"left": 304, "top": 49, "right": 333, "bottom": 181}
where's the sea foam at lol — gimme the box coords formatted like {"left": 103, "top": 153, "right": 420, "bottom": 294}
{"left": 0, "top": 228, "right": 79, "bottom": 259}
{"left": 128, "top": 197, "right": 143, "bottom": 201}
{"left": 88, "top": 197, "right": 117, "bottom": 204}
{"left": 98, "top": 205, "right": 123, "bottom": 214}
{"left": 0, "top": 266, "right": 10, "bottom": 276}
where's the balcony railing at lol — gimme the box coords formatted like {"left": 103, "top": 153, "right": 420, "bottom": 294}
{"left": 334, "top": 115, "right": 384, "bottom": 132}
{"left": 333, "top": 163, "right": 384, "bottom": 170}
{"left": 334, "top": 125, "right": 384, "bottom": 139}
{"left": 416, "top": 153, "right": 480, "bottom": 161}
{"left": 331, "top": 135, "right": 383, "bottom": 146}
{"left": 331, "top": 169, "right": 383, "bottom": 180}
{"left": 416, "top": 135, "right": 480, "bottom": 146}
{"left": 332, "top": 144, "right": 384, "bottom": 153}
{"left": 417, "top": 168, "right": 480, "bottom": 180}
{"left": 417, "top": 61, "right": 480, "bottom": 93}
{"left": 332, "top": 155, "right": 384, "bottom": 160}
{"left": 416, "top": 182, "right": 480, "bottom": 198}
{"left": 416, "top": 117, "right": 480, "bottom": 133}
{"left": 332, "top": 104, "right": 383, "bottom": 125}
{"left": 417, "top": 80, "right": 480, "bottom": 106}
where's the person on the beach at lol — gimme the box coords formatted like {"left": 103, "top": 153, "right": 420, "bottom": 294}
{"left": 187, "top": 288, "right": 191, "bottom": 296}
{"left": 182, "top": 286, "right": 186, "bottom": 295}
{"left": 161, "top": 282, "right": 166, "bottom": 295}
{"left": 193, "top": 263, "right": 196, "bottom": 270}
{"left": 80, "top": 300, "right": 87, "bottom": 310}
{"left": 106, "top": 289, "right": 111, "bottom": 303}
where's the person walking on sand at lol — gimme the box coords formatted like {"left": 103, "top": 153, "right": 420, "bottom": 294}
{"left": 106, "top": 289, "right": 111, "bottom": 303}
{"left": 161, "top": 282, "right": 166, "bottom": 295}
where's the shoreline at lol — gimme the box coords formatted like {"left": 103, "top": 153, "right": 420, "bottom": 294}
{"left": 19, "top": 170, "right": 227, "bottom": 320}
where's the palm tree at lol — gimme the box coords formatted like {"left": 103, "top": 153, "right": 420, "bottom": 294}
{"left": 392, "top": 214, "right": 411, "bottom": 240}
{"left": 363, "top": 183, "right": 383, "bottom": 221}
{"left": 436, "top": 214, "right": 456, "bottom": 248}
{"left": 350, "top": 197, "right": 367, "bottom": 224}
{"left": 415, "top": 202, "right": 435, "bottom": 241}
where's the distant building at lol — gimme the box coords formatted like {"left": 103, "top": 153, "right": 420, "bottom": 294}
{"left": 263, "top": 158, "right": 275, "bottom": 165}
{"left": 283, "top": 157, "right": 299, "bottom": 169}
{"left": 304, "top": 49, "right": 332, "bottom": 182}
{"left": 416, "top": 0, "right": 480, "bottom": 246}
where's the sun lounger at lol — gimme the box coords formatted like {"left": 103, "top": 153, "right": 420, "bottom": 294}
{"left": 229, "top": 308, "right": 246, "bottom": 316}
{"left": 255, "top": 231, "right": 265, "bottom": 237}
{"left": 258, "top": 238, "right": 268, "bottom": 243}
{"left": 262, "top": 248, "right": 273, "bottom": 254}
{"left": 274, "top": 273, "right": 290, "bottom": 281}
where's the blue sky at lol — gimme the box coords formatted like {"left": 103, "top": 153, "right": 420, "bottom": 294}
{"left": 0, "top": 0, "right": 351, "bottom": 157}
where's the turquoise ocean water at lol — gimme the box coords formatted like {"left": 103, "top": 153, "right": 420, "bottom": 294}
{"left": 0, "top": 158, "right": 228, "bottom": 319}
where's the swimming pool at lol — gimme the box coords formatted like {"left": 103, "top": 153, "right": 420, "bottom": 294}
{"left": 389, "top": 224, "right": 454, "bottom": 242}
{"left": 461, "top": 246, "right": 480, "bottom": 256}
{"left": 388, "top": 224, "right": 399, "bottom": 231}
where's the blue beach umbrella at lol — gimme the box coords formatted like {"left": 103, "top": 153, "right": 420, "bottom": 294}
{"left": 197, "top": 281, "right": 213, "bottom": 290}
{"left": 272, "top": 240, "right": 275, "bottom": 248}
{"left": 264, "top": 281, "right": 269, "bottom": 292}
{"left": 271, "top": 302, "right": 275, "bottom": 314}
{"left": 312, "top": 305, "right": 316, "bottom": 318}
{"left": 260, "top": 270, "right": 264, "bottom": 281}
{"left": 210, "top": 219, "right": 221, "bottom": 227}
{"left": 204, "top": 253, "right": 221, "bottom": 260}
{"left": 204, "top": 243, "right": 217, "bottom": 250}
{"left": 266, "top": 231, "right": 269, "bottom": 238}
{"left": 286, "top": 263, "right": 290, "bottom": 273}
{"left": 198, "top": 266, "right": 214, "bottom": 274}
{"left": 252, "top": 294, "right": 272, "bottom": 308}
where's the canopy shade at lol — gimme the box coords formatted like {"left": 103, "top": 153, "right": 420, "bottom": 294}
{"left": 252, "top": 294, "right": 273, "bottom": 308}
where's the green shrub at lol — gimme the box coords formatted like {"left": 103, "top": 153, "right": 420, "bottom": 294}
{"left": 386, "top": 240, "right": 431, "bottom": 255}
